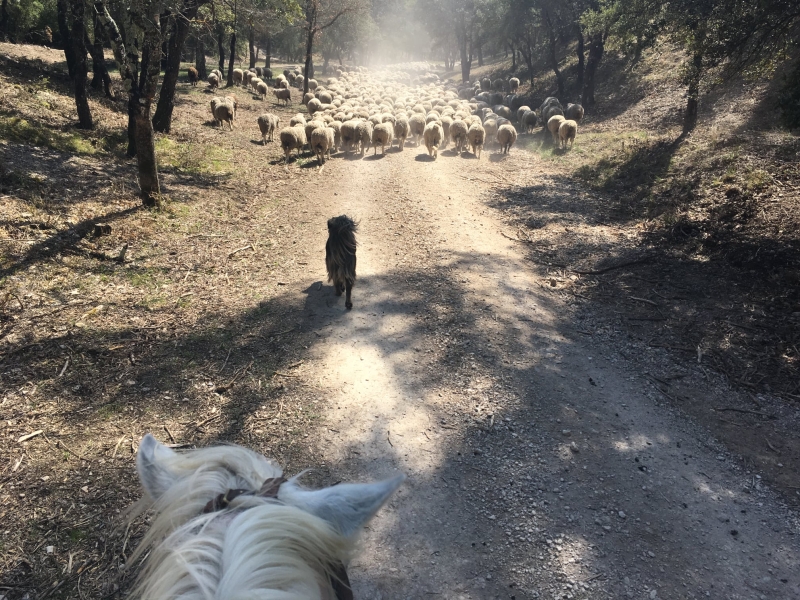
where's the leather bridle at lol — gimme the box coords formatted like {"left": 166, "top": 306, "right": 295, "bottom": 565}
{"left": 201, "top": 477, "right": 353, "bottom": 600}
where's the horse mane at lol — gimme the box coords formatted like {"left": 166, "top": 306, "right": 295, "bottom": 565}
{"left": 129, "top": 444, "right": 353, "bottom": 600}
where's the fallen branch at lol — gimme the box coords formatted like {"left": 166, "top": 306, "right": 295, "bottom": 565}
{"left": 571, "top": 256, "right": 652, "bottom": 275}
{"left": 164, "top": 425, "right": 177, "bottom": 443}
{"left": 17, "top": 430, "right": 44, "bottom": 443}
{"left": 228, "top": 245, "right": 253, "bottom": 257}
{"left": 195, "top": 414, "right": 221, "bottom": 428}
{"left": 629, "top": 296, "right": 659, "bottom": 307}
{"left": 215, "top": 361, "right": 254, "bottom": 393}
{"left": 713, "top": 407, "right": 775, "bottom": 418}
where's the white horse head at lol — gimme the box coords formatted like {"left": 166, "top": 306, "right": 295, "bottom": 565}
{"left": 130, "top": 433, "right": 404, "bottom": 600}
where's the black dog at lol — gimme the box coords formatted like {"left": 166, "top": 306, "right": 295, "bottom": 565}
{"left": 325, "top": 216, "right": 358, "bottom": 309}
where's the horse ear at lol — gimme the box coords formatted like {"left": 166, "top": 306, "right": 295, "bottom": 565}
{"left": 136, "top": 433, "right": 178, "bottom": 500}
{"left": 279, "top": 474, "right": 405, "bottom": 538}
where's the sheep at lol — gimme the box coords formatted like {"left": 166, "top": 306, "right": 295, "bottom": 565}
{"left": 263, "top": 68, "right": 273, "bottom": 82}
{"left": 371, "top": 122, "right": 394, "bottom": 155}
{"left": 440, "top": 115, "right": 453, "bottom": 149}
{"left": 257, "top": 113, "right": 279, "bottom": 144}
{"left": 317, "top": 90, "right": 333, "bottom": 104}
{"left": 225, "top": 94, "right": 239, "bottom": 119}
{"left": 565, "top": 103, "right": 584, "bottom": 123}
{"left": 497, "top": 123, "right": 517, "bottom": 154}
{"left": 310, "top": 126, "right": 335, "bottom": 165}
{"left": 208, "top": 73, "right": 220, "bottom": 91}
{"left": 187, "top": 66, "right": 199, "bottom": 86}
{"left": 492, "top": 78, "right": 505, "bottom": 92}
{"left": 295, "top": 74, "right": 305, "bottom": 88}
{"left": 233, "top": 68, "right": 244, "bottom": 86}
{"left": 304, "top": 120, "right": 326, "bottom": 148}
{"left": 522, "top": 110, "right": 538, "bottom": 133}
{"left": 356, "top": 120, "right": 374, "bottom": 156}
{"left": 408, "top": 113, "right": 426, "bottom": 146}
{"left": 290, "top": 113, "right": 306, "bottom": 127}
{"left": 211, "top": 69, "right": 222, "bottom": 80}
{"left": 287, "top": 72, "right": 297, "bottom": 85}
{"left": 340, "top": 120, "right": 360, "bottom": 153}
{"left": 308, "top": 78, "right": 318, "bottom": 91}
{"left": 558, "top": 119, "right": 577, "bottom": 150}
{"left": 516, "top": 105, "right": 531, "bottom": 123}
{"left": 307, "top": 98, "right": 323, "bottom": 116}
{"left": 480, "top": 77, "right": 491, "bottom": 91}
{"left": 244, "top": 71, "right": 254, "bottom": 87}
{"left": 210, "top": 97, "right": 234, "bottom": 130}
{"left": 279, "top": 78, "right": 290, "bottom": 89}
{"left": 450, "top": 119, "right": 468, "bottom": 154}
{"left": 256, "top": 81, "right": 268, "bottom": 100}
{"left": 467, "top": 122, "right": 485, "bottom": 159}
{"left": 509, "top": 77, "right": 520, "bottom": 93}
{"left": 482, "top": 119, "right": 498, "bottom": 146}
{"left": 279, "top": 126, "right": 307, "bottom": 164}
{"left": 423, "top": 121, "right": 443, "bottom": 159}
{"left": 273, "top": 87, "right": 291, "bottom": 106}
{"left": 328, "top": 120, "right": 342, "bottom": 150}
{"left": 547, "top": 115, "right": 566, "bottom": 145}
{"left": 541, "top": 98, "right": 564, "bottom": 128}
{"left": 394, "top": 118, "right": 409, "bottom": 150}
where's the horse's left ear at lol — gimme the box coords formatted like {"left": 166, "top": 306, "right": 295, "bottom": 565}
{"left": 136, "top": 433, "right": 178, "bottom": 500}
{"left": 279, "top": 474, "right": 405, "bottom": 538}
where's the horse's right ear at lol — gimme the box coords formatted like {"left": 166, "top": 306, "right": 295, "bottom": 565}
{"left": 136, "top": 433, "right": 178, "bottom": 500}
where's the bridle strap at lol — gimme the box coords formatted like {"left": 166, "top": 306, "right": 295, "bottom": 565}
{"left": 329, "top": 561, "right": 354, "bottom": 600}
{"left": 200, "top": 477, "right": 353, "bottom": 600}
{"left": 201, "top": 477, "right": 286, "bottom": 514}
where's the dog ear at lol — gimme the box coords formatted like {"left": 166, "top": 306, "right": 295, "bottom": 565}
{"left": 279, "top": 474, "right": 405, "bottom": 538}
{"left": 136, "top": 433, "right": 178, "bottom": 501}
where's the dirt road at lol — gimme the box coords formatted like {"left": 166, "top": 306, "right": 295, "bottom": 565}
{"left": 285, "top": 145, "right": 800, "bottom": 599}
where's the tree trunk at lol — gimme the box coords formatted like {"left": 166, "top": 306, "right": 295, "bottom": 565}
{"left": 683, "top": 34, "right": 706, "bottom": 134}
{"left": 248, "top": 24, "right": 256, "bottom": 68}
{"left": 582, "top": 31, "right": 605, "bottom": 106}
{"left": 322, "top": 51, "right": 330, "bottom": 74}
{"left": 217, "top": 29, "right": 225, "bottom": 71}
{"left": 477, "top": 41, "right": 483, "bottom": 67}
{"left": 264, "top": 33, "right": 271, "bottom": 68}
{"left": 88, "top": 15, "right": 113, "bottom": 97}
{"left": 135, "top": 22, "right": 162, "bottom": 207}
{"left": 57, "top": 0, "right": 77, "bottom": 77}
{"left": 195, "top": 35, "right": 207, "bottom": 79}
{"left": 69, "top": 0, "right": 92, "bottom": 128}
{"left": 153, "top": 2, "right": 199, "bottom": 133}
{"left": 456, "top": 16, "right": 471, "bottom": 83}
{"left": 160, "top": 13, "right": 171, "bottom": 72}
{"left": 576, "top": 29, "right": 585, "bottom": 101}
{"left": 509, "top": 42, "right": 516, "bottom": 70}
{"left": 303, "top": 0, "right": 316, "bottom": 95}
{"left": 226, "top": 30, "right": 236, "bottom": 86}
{"left": 544, "top": 10, "right": 564, "bottom": 98}
{"left": 0, "top": 0, "right": 9, "bottom": 39}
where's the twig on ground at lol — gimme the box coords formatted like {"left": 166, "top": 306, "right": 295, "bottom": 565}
{"left": 713, "top": 407, "right": 775, "bottom": 418}
{"left": 164, "top": 425, "right": 177, "bottom": 444}
{"left": 571, "top": 256, "right": 652, "bottom": 275}
{"left": 17, "top": 430, "right": 43, "bottom": 443}
{"left": 216, "top": 361, "right": 254, "bottom": 392}
{"left": 629, "top": 296, "right": 659, "bottom": 306}
{"left": 195, "top": 414, "right": 221, "bottom": 428}
{"left": 765, "top": 438, "right": 781, "bottom": 454}
{"left": 228, "top": 245, "right": 253, "bottom": 257}
{"left": 111, "top": 436, "right": 126, "bottom": 457}
{"left": 59, "top": 358, "right": 70, "bottom": 377}
{"left": 218, "top": 348, "right": 232, "bottom": 374}
{"left": 43, "top": 434, "right": 86, "bottom": 460}
{"left": 387, "top": 430, "right": 393, "bottom": 447}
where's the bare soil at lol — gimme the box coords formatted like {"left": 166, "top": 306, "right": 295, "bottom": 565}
{"left": 1, "top": 44, "right": 799, "bottom": 600}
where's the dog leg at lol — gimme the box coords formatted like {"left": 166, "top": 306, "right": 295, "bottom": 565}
{"left": 345, "top": 282, "right": 353, "bottom": 309}
{"left": 335, "top": 282, "right": 344, "bottom": 296}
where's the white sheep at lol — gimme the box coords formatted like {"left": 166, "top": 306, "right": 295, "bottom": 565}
{"left": 408, "top": 113, "right": 426, "bottom": 146}
{"left": 256, "top": 81, "right": 268, "bottom": 100}
{"left": 547, "top": 115, "right": 566, "bottom": 145}
{"left": 509, "top": 77, "right": 520, "bottom": 93}
{"left": 371, "top": 122, "right": 394, "bottom": 155}
{"left": 423, "top": 121, "right": 443, "bottom": 159}
{"left": 496, "top": 123, "right": 517, "bottom": 154}
{"left": 257, "top": 113, "right": 279, "bottom": 144}
{"left": 558, "top": 119, "right": 577, "bottom": 150}
{"left": 310, "top": 126, "right": 335, "bottom": 165}
{"left": 279, "top": 125, "right": 307, "bottom": 164}
{"left": 340, "top": 120, "right": 360, "bottom": 153}
{"left": 210, "top": 97, "right": 234, "bottom": 130}
{"left": 233, "top": 68, "right": 244, "bottom": 86}
{"left": 207, "top": 73, "right": 220, "bottom": 91}
{"left": 273, "top": 87, "right": 291, "bottom": 106}
{"left": 356, "top": 120, "right": 373, "bottom": 157}
{"left": 467, "top": 122, "right": 485, "bottom": 159}
{"left": 394, "top": 118, "right": 409, "bottom": 150}
{"left": 450, "top": 120, "right": 468, "bottom": 154}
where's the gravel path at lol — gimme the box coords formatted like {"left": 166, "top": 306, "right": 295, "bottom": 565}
{"left": 290, "top": 143, "right": 799, "bottom": 599}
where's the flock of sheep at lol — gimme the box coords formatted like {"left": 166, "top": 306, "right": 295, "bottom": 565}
{"left": 200, "top": 63, "right": 584, "bottom": 166}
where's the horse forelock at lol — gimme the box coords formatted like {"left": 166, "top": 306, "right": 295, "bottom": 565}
{"left": 131, "top": 444, "right": 353, "bottom": 600}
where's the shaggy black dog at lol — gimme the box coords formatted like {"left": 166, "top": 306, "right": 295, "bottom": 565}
{"left": 325, "top": 215, "right": 358, "bottom": 309}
